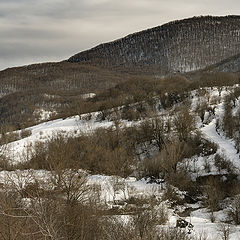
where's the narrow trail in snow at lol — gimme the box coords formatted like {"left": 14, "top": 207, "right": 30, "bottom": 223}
{"left": 201, "top": 119, "right": 240, "bottom": 169}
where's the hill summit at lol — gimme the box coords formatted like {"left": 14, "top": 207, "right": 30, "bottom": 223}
{"left": 69, "top": 16, "right": 240, "bottom": 74}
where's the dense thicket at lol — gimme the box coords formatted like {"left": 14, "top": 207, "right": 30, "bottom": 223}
{"left": 0, "top": 70, "right": 238, "bottom": 130}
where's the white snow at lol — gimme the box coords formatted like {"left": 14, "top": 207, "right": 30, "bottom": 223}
{"left": 1, "top": 85, "right": 240, "bottom": 239}
{"left": 201, "top": 96, "right": 240, "bottom": 170}
{"left": 33, "top": 109, "right": 57, "bottom": 121}
{"left": 185, "top": 208, "right": 240, "bottom": 240}
{"left": 5, "top": 113, "right": 114, "bottom": 163}
{"left": 80, "top": 93, "right": 96, "bottom": 99}
{"left": 202, "top": 119, "right": 240, "bottom": 169}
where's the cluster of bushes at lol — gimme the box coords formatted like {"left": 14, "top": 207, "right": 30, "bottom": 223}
{"left": 0, "top": 187, "right": 202, "bottom": 240}
{"left": 0, "top": 164, "right": 211, "bottom": 240}
{"left": 0, "top": 167, "right": 203, "bottom": 240}
{"left": 190, "top": 72, "right": 240, "bottom": 89}
{"left": 201, "top": 174, "right": 240, "bottom": 221}
{"left": 19, "top": 127, "right": 139, "bottom": 177}
{"left": 0, "top": 70, "right": 239, "bottom": 131}
{"left": 14, "top": 105, "right": 219, "bottom": 203}
{"left": 72, "top": 73, "right": 240, "bottom": 124}
{"left": 17, "top": 106, "right": 196, "bottom": 175}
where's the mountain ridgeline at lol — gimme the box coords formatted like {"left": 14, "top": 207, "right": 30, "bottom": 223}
{"left": 1, "top": 15, "right": 240, "bottom": 129}
{"left": 69, "top": 16, "right": 240, "bottom": 74}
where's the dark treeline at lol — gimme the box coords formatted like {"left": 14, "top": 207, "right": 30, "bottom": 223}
{"left": 0, "top": 70, "right": 239, "bottom": 130}
{"left": 69, "top": 16, "right": 240, "bottom": 74}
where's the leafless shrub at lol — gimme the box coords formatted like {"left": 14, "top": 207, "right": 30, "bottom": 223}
{"left": 223, "top": 96, "right": 234, "bottom": 138}
{"left": 228, "top": 195, "right": 240, "bottom": 225}
{"left": 203, "top": 159, "right": 211, "bottom": 173}
{"left": 51, "top": 170, "right": 91, "bottom": 205}
{"left": 163, "top": 184, "right": 184, "bottom": 206}
{"left": 203, "top": 176, "right": 223, "bottom": 211}
{"left": 20, "top": 129, "right": 32, "bottom": 139}
{"left": 214, "top": 154, "right": 235, "bottom": 174}
{"left": 4, "top": 170, "right": 36, "bottom": 198}
{"left": 157, "top": 227, "right": 192, "bottom": 240}
{"left": 201, "top": 139, "right": 218, "bottom": 156}
{"left": 0, "top": 191, "right": 29, "bottom": 240}
{"left": 132, "top": 207, "right": 167, "bottom": 239}
{"left": 140, "top": 157, "right": 162, "bottom": 179}
{"left": 196, "top": 231, "right": 209, "bottom": 240}
{"left": 156, "top": 140, "right": 184, "bottom": 177}
{"left": 196, "top": 99, "right": 209, "bottom": 122}
{"left": 217, "top": 223, "right": 233, "bottom": 240}
{"left": 209, "top": 211, "right": 216, "bottom": 223}
{"left": 173, "top": 107, "right": 196, "bottom": 142}
{"left": 167, "top": 169, "right": 197, "bottom": 196}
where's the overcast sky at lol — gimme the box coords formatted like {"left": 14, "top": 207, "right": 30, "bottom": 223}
{"left": 0, "top": 0, "right": 240, "bottom": 70}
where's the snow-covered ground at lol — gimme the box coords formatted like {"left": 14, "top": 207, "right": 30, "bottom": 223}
{"left": 186, "top": 208, "right": 240, "bottom": 240}
{"left": 187, "top": 87, "right": 240, "bottom": 177}
{"left": 202, "top": 119, "right": 240, "bottom": 170}
{"left": 1, "top": 86, "right": 240, "bottom": 239}
{"left": 5, "top": 112, "right": 114, "bottom": 163}
{"left": 201, "top": 94, "right": 240, "bottom": 170}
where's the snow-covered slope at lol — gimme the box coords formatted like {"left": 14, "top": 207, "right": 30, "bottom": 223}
{"left": 2, "top": 85, "right": 240, "bottom": 239}
{"left": 5, "top": 86, "right": 240, "bottom": 170}
{"left": 5, "top": 112, "right": 115, "bottom": 163}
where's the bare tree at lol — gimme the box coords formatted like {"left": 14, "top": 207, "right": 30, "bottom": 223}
{"left": 151, "top": 116, "right": 168, "bottom": 151}
{"left": 217, "top": 223, "right": 233, "bottom": 240}
{"left": 228, "top": 195, "right": 240, "bottom": 225}
{"left": 156, "top": 140, "right": 184, "bottom": 176}
{"left": 173, "top": 107, "right": 196, "bottom": 142}
{"left": 196, "top": 99, "right": 209, "bottom": 123}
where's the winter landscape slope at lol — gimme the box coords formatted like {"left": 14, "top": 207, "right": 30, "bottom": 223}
{"left": 1, "top": 15, "right": 240, "bottom": 129}
{"left": 208, "top": 53, "right": 240, "bottom": 72}
{"left": 69, "top": 15, "right": 240, "bottom": 73}
{"left": 1, "top": 15, "right": 240, "bottom": 239}
{"left": 2, "top": 85, "right": 240, "bottom": 239}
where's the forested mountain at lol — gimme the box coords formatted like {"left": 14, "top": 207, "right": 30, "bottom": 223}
{"left": 69, "top": 15, "right": 240, "bottom": 74}
{"left": 1, "top": 15, "right": 240, "bottom": 129}
{"left": 207, "top": 53, "right": 240, "bottom": 72}
{"left": 1, "top": 15, "right": 240, "bottom": 239}
{"left": 0, "top": 62, "right": 131, "bottom": 128}
{"left": 2, "top": 15, "right": 240, "bottom": 98}
{"left": 0, "top": 62, "right": 127, "bottom": 96}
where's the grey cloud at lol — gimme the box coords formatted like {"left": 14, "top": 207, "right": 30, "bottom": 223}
{"left": 1, "top": 0, "right": 240, "bottom": 70}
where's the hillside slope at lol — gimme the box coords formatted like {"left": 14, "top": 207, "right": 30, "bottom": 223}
{"left": 207, "top": 53, "right": 240, "bottom": 72}
{"left": 1, "top": 15, "right": 240, "bottom": 129}
{"left": 69, "top": 15, "right": 240, "bottom": 74}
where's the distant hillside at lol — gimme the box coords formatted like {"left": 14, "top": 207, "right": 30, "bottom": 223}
{"left": 0, "top": 62, "right": 132, "bottom": 128}
{"left": 0, "top": 61, "right": 128, "bottom": 96}
{"left": 207, "top": 53, "right": 240, "bottom": 72}
{"left": 69, "top": 15, "right": 240, "bottom": 74}
{"left": 1, "top": 15, "right": 240, "bottom": 129}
